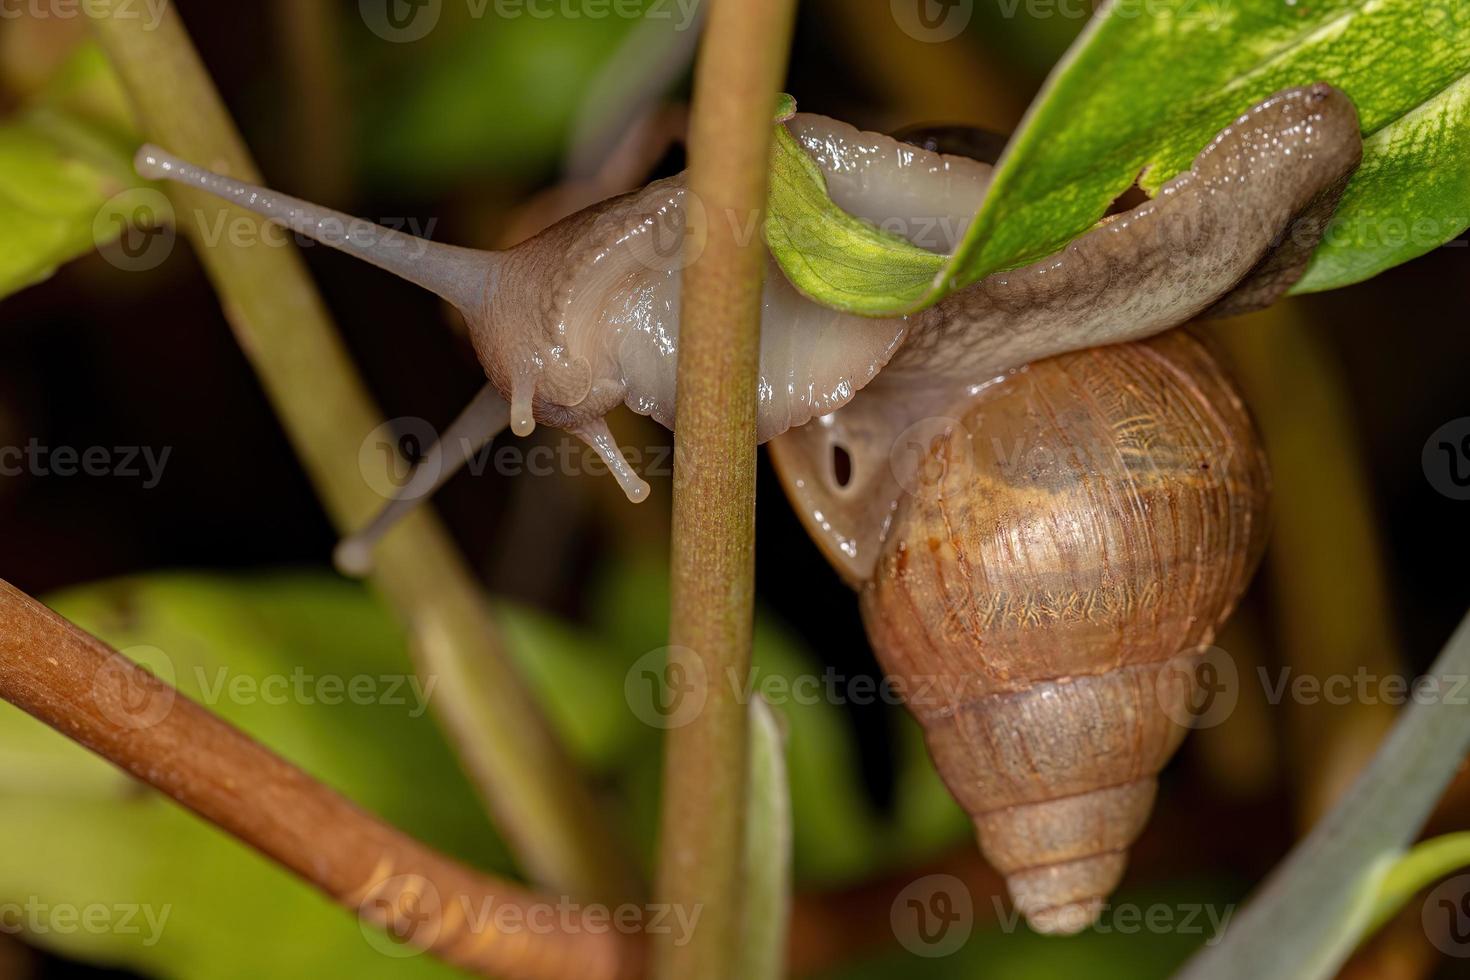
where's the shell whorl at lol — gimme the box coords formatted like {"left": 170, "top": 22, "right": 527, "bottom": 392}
{"left": 860, "top": 330, "right": 1271, "bottom": 932}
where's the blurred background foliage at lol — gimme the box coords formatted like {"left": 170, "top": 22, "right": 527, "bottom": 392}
{"left": 0, "top": 1, "right": 1467, "bottom": 978}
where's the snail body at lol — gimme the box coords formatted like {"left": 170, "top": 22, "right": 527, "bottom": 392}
{"left": 135, "top": 85, "right": 1354, "bottom": 573}
{"left": 136, "top": 84, "right": 1363, "bottom": 930}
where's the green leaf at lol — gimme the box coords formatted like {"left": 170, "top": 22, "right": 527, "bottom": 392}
{"left": 765, "top": 124, "right": 944, "bottom": 315}
{"left": 0, "top": 573, "right": 506, "bottom": 979}
{"left": 735, "top": 698, "right": 792, "bottom": 980}
{"left": 357, "top": 1, "right": 679, "bottom": 190}
{"left": 0, "top": 42, "right": 141, "bottom": 299}
{"left": 1296, "top": 70, "right": 1470, "bottom": 291}
{"left": 766, "top": 0, "right": 1470, "bottom": 313}
{"left": 965, "top": 0, "right": 1470, "bottom": 294}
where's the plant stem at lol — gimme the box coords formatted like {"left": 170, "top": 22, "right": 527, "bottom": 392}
{"left": 1176, "top": 607, "right": 1470, "bottom": 980}
{"left": 651, "top": 0, "right": 797, "bottom": 977}
{"left": 0, "top": 581, "right": 640, "bottom": 980}
{"left": 1367, "top": 832, "right": 1470, "bottom": 934}
{"left": 1219, "top": 304, "right": 1404, "bottom": 825}
{"left": 270, "top": 0, "right": 352, "bottom": 204}
{"left": 87, "top": 1, "right": 635, "bottom": 904}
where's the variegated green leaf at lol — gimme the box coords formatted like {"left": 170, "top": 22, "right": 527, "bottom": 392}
{"left": 765, "top": 0, "right": 1470, "bottom": 313}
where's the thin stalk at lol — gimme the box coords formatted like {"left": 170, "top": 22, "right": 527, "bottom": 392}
{"left": 1367, "top": 832, "right": 1470, "bottom": 934}
{"left": 87, "top": 1, "right": 635, "bottom": 904}
{"left": 1219, "top": 305, "right": 1403, "bottom": 826}
{"left": 0, "top": 581, "right": 640, "bottom": 980}
{"left": 650, "top": 0, "right": 797, "bottom": 977}
{"left": 1176, "top": 607, "right": 1470, "bottom": 980}
{"left": 270, "top": 0, "right": 352, "bottom": 204}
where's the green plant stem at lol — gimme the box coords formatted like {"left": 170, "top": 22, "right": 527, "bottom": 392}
{"left": 1176, "top": 607, "right": 1470, "bottom": 980}
{"left": 651, "top": 0, "right": 797, "bottom": 977}
{"left": 87, "top": 1, "right": 634, "bottom": 904}
{"left": 1366, "top": 832, "right": 1470, "bottom": 934}
{"left": 271, "top": 0, "right": 352, "bottom": 204}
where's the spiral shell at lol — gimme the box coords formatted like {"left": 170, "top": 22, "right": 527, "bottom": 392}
{"left": 860, "top": 330, "right": 1269, "bottom": 932}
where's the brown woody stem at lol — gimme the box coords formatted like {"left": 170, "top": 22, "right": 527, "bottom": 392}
{"left": 651, "top": 0, "right": 797, "bottom": 977}
{"left": 0, "top": 580, "right": 641, "bottom": 980}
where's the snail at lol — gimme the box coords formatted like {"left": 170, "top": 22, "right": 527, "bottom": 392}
{"left": 853, "top": 328, "right": 1271, "bottom": 933}
{"left": 134, "top": 83, "right": 1363, "bottom": 930}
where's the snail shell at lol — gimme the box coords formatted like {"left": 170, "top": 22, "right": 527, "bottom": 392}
{"left": 860, "top": 330, "right": 1270, "bottom": 932}
{"left": 771, "top": 84, "right": 1357, "bottom": 934}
